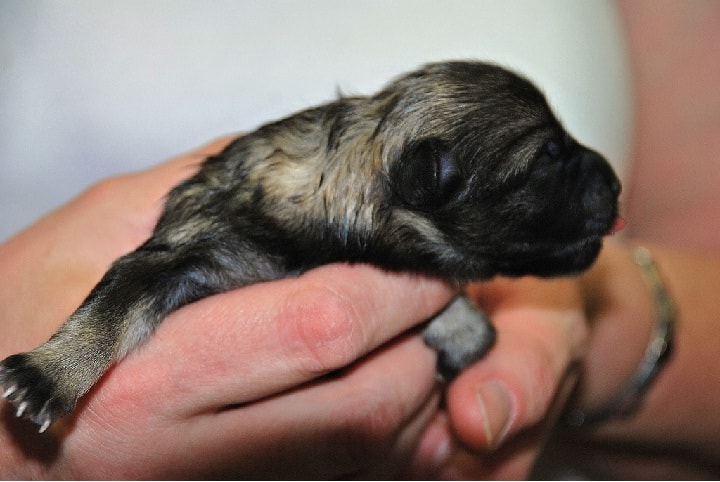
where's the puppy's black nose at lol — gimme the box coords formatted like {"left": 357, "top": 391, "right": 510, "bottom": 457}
{"left": 578, "top": 150, "right": 621, "bottom": 232}
{"left": 579, "top": 150, "right": 620, "bottom": 193}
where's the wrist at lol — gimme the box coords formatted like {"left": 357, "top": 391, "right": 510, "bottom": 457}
{"left": 565, "top": 239, "right": 659, "bottom": 417}
{"left": 568, "top": 243, "right": 676, "bottom": 427}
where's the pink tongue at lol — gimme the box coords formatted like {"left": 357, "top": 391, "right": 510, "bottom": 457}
{"left": 610, "top": 217, "right": 626, "bottom": 234}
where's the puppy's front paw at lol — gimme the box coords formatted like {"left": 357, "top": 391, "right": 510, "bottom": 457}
{"left": 0, "top": 354, "right": 71, "bottom": 433}
{"left": 423, "top": 296, "right": 496, "bottom": 380}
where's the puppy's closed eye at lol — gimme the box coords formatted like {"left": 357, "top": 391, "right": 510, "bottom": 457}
{"left": 392, "top": 138, "right": 463, "bottom": 210}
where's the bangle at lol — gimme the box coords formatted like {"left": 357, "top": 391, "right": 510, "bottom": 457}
{"left": 565, "top": 245, "right": 677, "bottom": 428}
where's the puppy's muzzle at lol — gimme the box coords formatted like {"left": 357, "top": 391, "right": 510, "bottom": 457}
{"left": 574, "top": 149, "right": 621, "bottom": 234}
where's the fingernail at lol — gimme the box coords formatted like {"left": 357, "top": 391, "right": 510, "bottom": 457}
{"left": 476, "top": 380, "right": 514, "bottom": 449}
{"left": 431, "top": 435, "right": 451, "bottom": 471}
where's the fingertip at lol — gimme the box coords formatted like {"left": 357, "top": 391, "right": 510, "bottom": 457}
{"left": 405, "top": 412, "right": 452, "bottom": 478}
{"left": 446, "top": 369, "right": 518, "bottom": 451}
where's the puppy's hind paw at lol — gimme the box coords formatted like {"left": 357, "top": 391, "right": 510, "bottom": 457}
{"left": 0, "top": 354, "right": 70, "bottom": 433}
{"left": 423, "top": 296, "right": 497, "bottom": 381}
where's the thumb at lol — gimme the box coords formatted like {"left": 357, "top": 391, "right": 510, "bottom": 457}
{"left": 446, "top": 276, "right": 588, "bottom": 450}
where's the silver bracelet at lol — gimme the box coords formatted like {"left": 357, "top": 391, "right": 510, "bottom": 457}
{"left": 565, "top": 246, "right": 677, "bottom": 428}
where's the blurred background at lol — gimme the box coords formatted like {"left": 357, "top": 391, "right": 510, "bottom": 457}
{"left": 0, "top": 0, "right": 631, "bottom": 242}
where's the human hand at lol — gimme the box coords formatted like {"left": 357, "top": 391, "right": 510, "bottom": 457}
{"left": 409, "top": 238, "right": 658, "bottom": 479}
{"left": 0, "top": 138, "right": 455, "bottom": 478}
{"left": 408, "top": 274, "right": 588, "bottom": 479}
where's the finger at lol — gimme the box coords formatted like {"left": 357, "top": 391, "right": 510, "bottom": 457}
{"left": 199, "top": 334, "right": 438, "bottom": 479}
{"left": 376, "top": 386, "right": 442, "bottom": 479}
{"left": 445, "top": 414, "right": 547, "bottom": 480}
{"left": 410, "top": 367, "right": 579, "bottom": 480}
{"left": 407, "top": 411, "right": 541, "bottom": 479}
{"left": 78, "top": 333, "right": 440, "bottom": 479}
{"left": 445, "top": 277, "right": 587, "bottom": 451}
{"left": 98, "top": 263, "right": 454, "bottom": 417}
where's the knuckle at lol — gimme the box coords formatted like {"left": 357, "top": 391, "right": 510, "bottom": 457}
{"left": 281, "top": 285, "right": 368, "bottom": 374}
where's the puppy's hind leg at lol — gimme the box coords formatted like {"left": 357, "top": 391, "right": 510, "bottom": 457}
{"left": 0, "top": 238, "right": 266, "bottom": 432}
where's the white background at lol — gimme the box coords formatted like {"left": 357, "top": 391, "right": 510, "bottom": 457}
{"left": 0, "top": 0, "right": 631, "bottom": 242}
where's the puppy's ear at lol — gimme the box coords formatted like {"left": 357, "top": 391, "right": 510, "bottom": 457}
{"left": 392, "top": 138, "right": 462, "bottom": 210}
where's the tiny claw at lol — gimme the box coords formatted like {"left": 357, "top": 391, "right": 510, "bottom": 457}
{"left": 39, "top": 418, "right": 51, "bottom": 434}
{"left": 2, "top": 385, "right": 16, "bottom": 398}
{"left": 16, "top": 401, "right": 27, "bottom": 418}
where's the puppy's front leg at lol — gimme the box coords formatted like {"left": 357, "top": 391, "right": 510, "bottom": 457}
{"left": 0, "top": 238, "right": 271, "bottom": 432}
{"left": 423, "top": 295, "right": 496, "bottom": 380}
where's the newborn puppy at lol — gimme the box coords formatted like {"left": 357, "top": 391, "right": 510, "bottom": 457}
{"left": 0, "top": 61, "right": 620, "bottom": 433}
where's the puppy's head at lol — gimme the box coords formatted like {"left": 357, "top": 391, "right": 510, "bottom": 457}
{"left": 381, "top": 61, "right": 621, "bottom": 279}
